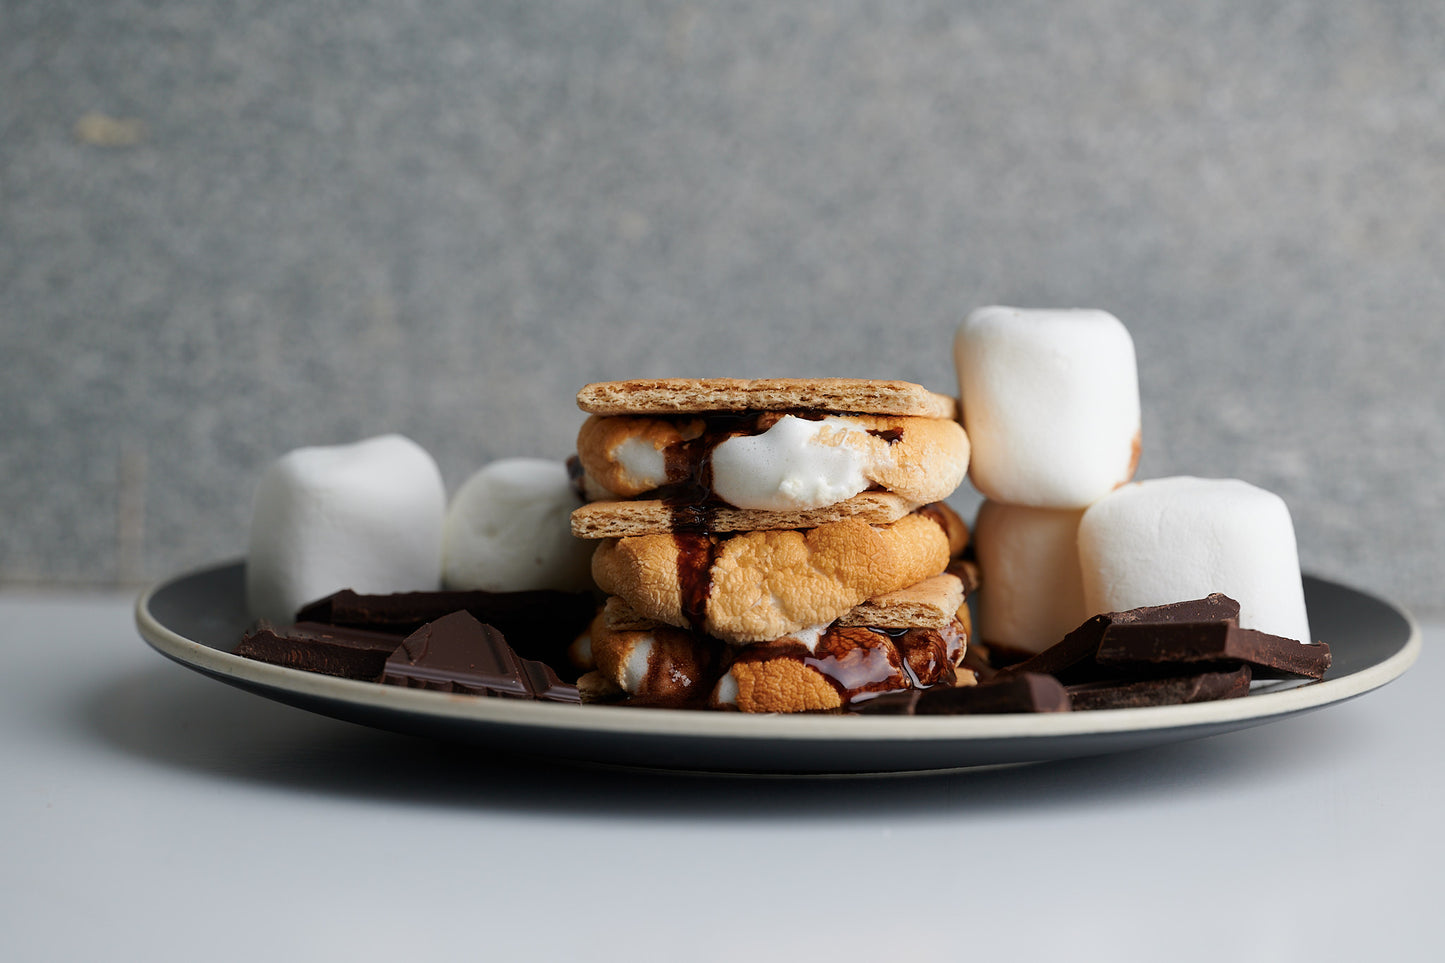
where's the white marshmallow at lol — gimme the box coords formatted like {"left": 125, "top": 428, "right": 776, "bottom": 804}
{"left": 973, "top": 500, "right": 1090, "bottom": 654}
{"left": 710, "top": 415, "right": 870, "bottom": 510}
{"left": 246, "top": 435, "right": 446, "bottom": 623}
{"left": 1078, "top": 476, "right": 1312, "bottom": 643}
{"left": 955, "top": 306, "right": 1141, "bottom": 508}
{"left": 442, "top": 458, "right": 594, "bottom": 593}
{"left": 612, "top": 436, "right": 667, "bottom": 491}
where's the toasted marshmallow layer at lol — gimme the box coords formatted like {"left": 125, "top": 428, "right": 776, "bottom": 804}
{"left": 246, "top": 435, "right": 445, "bottom": 623}
{"left": 974, "top": 500, "right": 1089, "bottom": 654}
{"left": 612, "top": 436, "right": 667, "bottom": 492}
{"left": 955, "top": 306, "right": 1140, "bottom": 508}
{"left": 1078, "top": 476, "right": 1312, "bottom": 644}
{"left": 442, "top": 458, "right": 594, "bottom": 593}
{"left": 710, "top": 415, "right": 871, "bottom": 510}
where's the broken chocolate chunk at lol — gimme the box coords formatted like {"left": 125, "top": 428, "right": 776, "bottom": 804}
{"left": 858, "top": 673, "right": 1070, "bottom": 715}
{"left": 1097, "top": 620, "right": 1330, "bottom": 680}
{"left": 295, "top": 587, "right": 596, "bottom": 677}
{"left": 999, "top": 594, "right": 1246, "bottom": 684}
{"left": 1066, "top": 665, "right": 1253, "bottom": 710}
{"left": 233, "top": 621, "right": 402, "bottom": 680}
{"left": 380, "top": 611, "right": 581, "bottom": 703}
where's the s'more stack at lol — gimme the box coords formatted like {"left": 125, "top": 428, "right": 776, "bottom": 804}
{"left": 566, "top": 378, "right": 975, "bottom": 712}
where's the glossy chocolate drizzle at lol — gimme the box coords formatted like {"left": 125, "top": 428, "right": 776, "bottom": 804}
{"left": 724, "top": 623, "right": 962, "bottom": 708}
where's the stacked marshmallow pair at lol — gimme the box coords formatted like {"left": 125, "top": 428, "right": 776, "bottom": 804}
{"left": 956, "top": 307, "right": 1312, "bottom": 654}
{"left": 246, "top": 436, "right": 592, "bottom": 624}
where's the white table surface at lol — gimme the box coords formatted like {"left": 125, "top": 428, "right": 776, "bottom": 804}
{"left": 2, "top": 587, "right": 1437, "bottom": 963}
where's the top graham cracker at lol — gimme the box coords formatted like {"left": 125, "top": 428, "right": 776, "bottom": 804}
{"left": 576, "top": 378, "right": 959, "bottom": 419}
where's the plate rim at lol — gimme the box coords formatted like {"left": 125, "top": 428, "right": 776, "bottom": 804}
{"left": 134, "top": 559, "right": 1422, "bottom": 745}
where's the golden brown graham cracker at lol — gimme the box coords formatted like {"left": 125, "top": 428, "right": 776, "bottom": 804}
{"left": 576, "top": 378, "right": 958, "bottom": 420}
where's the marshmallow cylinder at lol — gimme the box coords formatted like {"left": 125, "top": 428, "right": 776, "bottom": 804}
{"left": 973, "top": 500, "right": 1089, "bottom": 654}
{"left": 1078, "top": 476, "right": 1312, "bottom": 644}
{"left": 246, "top": 435, "right": 446, "bottom": 623}
{"left": 442, "top": 458, "right": 595, "bottom": 593}
{"left": 955, "top": 306, "right": 1141, "bottom": 508}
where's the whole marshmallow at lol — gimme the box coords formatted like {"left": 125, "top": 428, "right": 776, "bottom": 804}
{"left": 955, "top": 306, "right": 1141, "bottom": 508}
{"left": 1078, "top": 476, "right": 1312, "bottom": 644}
{"left": 973, "top": 500, "right": 1089, "bottom": 654}
{"left": 442, "top": 458, "right": 594, "bottom": 593}
{"left": 246, "top": 435, "right": 446, "bottom": 623}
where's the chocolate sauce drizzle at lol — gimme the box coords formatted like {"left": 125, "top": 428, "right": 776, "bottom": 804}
{"left": 724, "top": 624, "right": 961, "bottom": 708}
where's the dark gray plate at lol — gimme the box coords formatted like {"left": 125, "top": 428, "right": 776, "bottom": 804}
{"left": 136, "top": 561, "right": 1419, "bottom": 774}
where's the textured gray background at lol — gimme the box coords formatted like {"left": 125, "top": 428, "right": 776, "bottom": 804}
{"left": 3, "top": 1, "right": 1443, "bottom": 616}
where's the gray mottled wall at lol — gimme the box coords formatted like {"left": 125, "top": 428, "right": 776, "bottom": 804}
{"left": 3, "top": 1, "right": 1443, "bottom": 616}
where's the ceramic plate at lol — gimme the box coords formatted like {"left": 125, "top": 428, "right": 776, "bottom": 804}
{"left": 135, "top": 561, "right": 1419, "bottom": 774}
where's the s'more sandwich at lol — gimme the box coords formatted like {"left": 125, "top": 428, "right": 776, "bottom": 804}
{"left": 566, "top": 378, "right": 979, "bottom": 712}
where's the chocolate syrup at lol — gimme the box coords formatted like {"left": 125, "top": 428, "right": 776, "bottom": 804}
{"left": 672, "top": 532, "right": 719, "bottom": 632}
{"left": 657, "top": 412, "right": 770, "bottom": 627}
{"left": 726, "top": 624, "right": 960, "bottom": 708}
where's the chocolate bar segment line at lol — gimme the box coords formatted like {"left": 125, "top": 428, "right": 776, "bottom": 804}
{"left": 380, "top": 611, "right": 582, "bottom": 703}
{"left": 998, "top": 594, "right": 1245, "bottom": 684}
{"left": 233, "top": 621, "right": 402, "bottom": 680}
{"left": 1066, "top": 665, "right": 1253, "bottom": 711}
{"left": 1096, "top": 621, "right": 1331, "bottom": 680}
{"left": 909, "top": 673, "right": 1071, "bottom": 715}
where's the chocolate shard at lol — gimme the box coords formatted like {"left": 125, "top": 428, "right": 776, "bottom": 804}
{"left": 999, "top": 594, "right": 1245, "bottom": 684}
{"left": 997, "top": 614, "right": 1113, "bottom": 684}
{"left": 1097, "top": 621, "right": 1331, "bottom": 680}
{"left": 1066, "top": 665, "right": 1253, "bottom": 711}
{"left": 295, "top": 587, "right": 597, "bottom": 677}
{"left": 899, "top": 673, "right": 1070, "bottom": 715}
{"left": 519, "top": 659, "right": 583, "bottom": 705}
{"left": 851, "top": 689, "right": 922, "bottom": 715}
{"left": 380, "top": 611, "right": 581, "bottom": 703}
{"left": 233, "top": 621, "right": 403, "bottom": 680}
{"left": 1108, "top": 593, "right": 1241, "bottom": 626}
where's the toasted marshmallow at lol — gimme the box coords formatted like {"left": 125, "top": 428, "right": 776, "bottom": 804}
{"left": 246, "top": 435, "right": 446, "bottom": 623}
{"left": 710, "top": 415, "right": 871, "bottom": 510}
{"left": 611, "top": 436, "right": 668, "bottom": 492}
{"left": 443, "top": 458, "right": 594, "bottom": 593}
{"left": 1078, "top": 476, "right": 1312, "bottom": 644}
{"left": 955, "top": 306, "right": 1141, "bottom": 508}
{"left": 974, "top": 500, "right": 1089, "bottom": 654}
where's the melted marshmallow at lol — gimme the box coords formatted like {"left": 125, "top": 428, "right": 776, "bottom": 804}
{"left": 710, "top": 416, "right": 871, "bottom": 510}
{"left": 613, "top": 436, "right": 667, "bottom": 490}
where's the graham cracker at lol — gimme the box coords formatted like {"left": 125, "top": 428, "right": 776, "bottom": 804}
{"left": 576, "top": 378, "right": 958, "bottom": 420}
{"left": 570, "top": 490, "right": 921, "bottom": 538}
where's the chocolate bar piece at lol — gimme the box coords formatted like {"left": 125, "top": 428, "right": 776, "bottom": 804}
{"left": 1067, "top": 665, "right": 1253, "bottom": 711}
{"left": 233, "top": 621, "right": 402, "bottom": 680}
{"left": 1096, "top": 620, "right": 1330, "bottom": 680}
{"left": 381, "top": 611, "right": 581, "bottom": 703}
{"left": 295, "top": 587, "right": 596, "bottom": 677}
{"left": 858, "top": 673, "right": 1070, "bottom": 715}
{"left": 999, "top": 594, "right": 1245, "bottom": 684}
